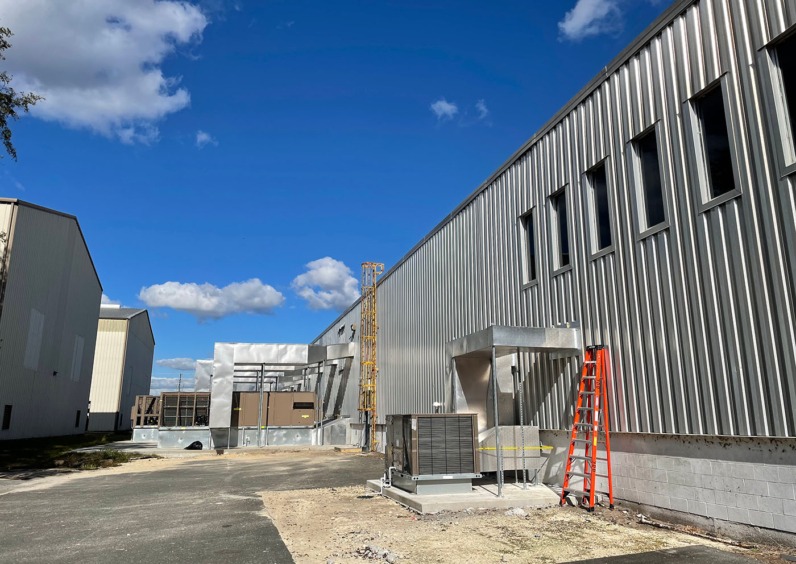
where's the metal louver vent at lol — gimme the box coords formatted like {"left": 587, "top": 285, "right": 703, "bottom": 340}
{"left": 417, "top": 415, "right": 475, "bottom": 475}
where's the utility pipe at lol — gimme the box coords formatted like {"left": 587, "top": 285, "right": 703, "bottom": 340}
{"left": 257, "top": 365, "right": 265, "bottom": 447}
{"left": 491, "top": 344, "right": 503, "bottom": 497}
{"left": 517, "top": 347, "right": 527, "bottom": 490}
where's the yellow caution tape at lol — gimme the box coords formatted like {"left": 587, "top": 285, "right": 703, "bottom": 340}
{"left": 478, "top": 445, "right": 554, "bottom": 451}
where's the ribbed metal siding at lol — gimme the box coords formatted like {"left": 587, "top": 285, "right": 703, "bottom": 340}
{"left": 315, "top": 0, "right": 796, "bottom": 438}
{"left": 0, "top": 204, "right": 101, "bottom": 439}
{"left": 117, "top": 313, "right": 156, "bottom": 430}
{"left": 88, "top": 319, "right": 127, "bottom": 412}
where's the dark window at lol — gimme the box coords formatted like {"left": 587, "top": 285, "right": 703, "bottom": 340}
{"left": 524, "top": 211, "right": 537, "bottom": 282}
{"left": 636, "top": 131, "right": 666, "bottom": 227}
{"left": 588, "top": 162, "right": 612, "bottom": 249}
{"left": 160, "top": 393, "right": 211, "bottom": 427}
{"left": 178, "top": 395, "right": 193, "bottom": 426}
{"left": 552, "top": 191, "right": 570, "bottom": 268}
{"left": 694, "top": 86, "right": 735, "bottom": 198}
{"left": 2, "top": 405, "right": 11, "bottom": 430}
{"left": 75, "top": 410, "right": 81, "bottom": 428}
{"left": 777, "top": 32, "right": 796, "bottom": 146}
{"left": 293, "top": 402, "right": 314, "bottom": 410}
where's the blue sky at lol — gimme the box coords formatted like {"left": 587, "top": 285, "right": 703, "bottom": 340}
{"left": 0, "top": 0, "right": 670, "bottom": 392}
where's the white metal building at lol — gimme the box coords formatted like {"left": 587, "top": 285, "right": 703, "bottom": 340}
{"left": 0, "top": 199, "right": 102, "bottom": 440}
{"left": 88, "top": 306, "right": 155, "bottom": 432}
{"left": 314, "top": 0, "right": 796, "bottom": 538}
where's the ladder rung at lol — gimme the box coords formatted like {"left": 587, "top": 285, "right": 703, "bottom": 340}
{"left": 569, "top": 455, "right": 608, "bottom": 461}
{"left": 584, "top": 361, "right": 596, "bottom": 364}
{"left": 567, "top": 471, "right": 610, "bottom": 478}
{"left": 573, "top": 438, "right": 605, "bottom": 443}
{"left": 562, "top": 488, "right": 611, "bottom": 497}
{"left": 581, "top": 376, "right": 596, "bottom": 380}
{"left": 574, "top": 423, "right": 603, "bottom": 428}
{"left": 580, "top": 392, "right": 596, "bottom": 396}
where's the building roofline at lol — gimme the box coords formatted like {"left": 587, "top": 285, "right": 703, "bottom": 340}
{"left": 313, "top": 0, "right": 696, "bottom": 342}
{"left": 137, "top": 309, "right": 156, "bottom": 347}
{"left": 99, "top": 307, "right": 156, "bottom": 345}
{"left": 0, "top": 198, "right": 103, "bottom": 291}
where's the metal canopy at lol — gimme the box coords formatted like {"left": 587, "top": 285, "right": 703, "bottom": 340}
{"left": 444, "top": 324, "right": 581, "bottom": 497}
{"left": 445, "top": 324, "right": 582, "bottom": 360}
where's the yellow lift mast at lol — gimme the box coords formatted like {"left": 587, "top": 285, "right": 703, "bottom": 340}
{"left": 359, "top": 261, "right": 384, "bottom": 452}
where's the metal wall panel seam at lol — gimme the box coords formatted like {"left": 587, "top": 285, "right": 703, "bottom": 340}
{"left": 736, "top": 0, "right": 796, "bottom": 436}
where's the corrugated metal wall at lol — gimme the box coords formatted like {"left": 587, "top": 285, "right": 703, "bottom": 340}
{"left": 89, "top": 313, "right": 155, "bottom": 431}
{"left": 88, "top": 319, "right": 126, "bottom": 414}
{"left": 315, "top": 0, "right": 796, "bottom": 439}
{"left": 118, "top": 313, "right": 155, "bottom": 430}
{"left": 0, "top": 203, "right": 101, "bottom": 439}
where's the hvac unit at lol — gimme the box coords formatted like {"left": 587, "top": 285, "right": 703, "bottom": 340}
{"left": 385, "top": 413, "right": 481, "bottom": 495}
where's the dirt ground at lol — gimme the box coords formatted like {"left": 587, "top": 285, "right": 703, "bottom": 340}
{"left": 3, "top": 449, "right": 791, "bottom": 563}
{"left": 261, "top": 484, "right": 788, "bottom": 564}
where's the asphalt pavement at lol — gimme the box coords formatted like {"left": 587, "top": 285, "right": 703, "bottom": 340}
{"left": 0, "top": 450, "right": 384, "bottom": 564}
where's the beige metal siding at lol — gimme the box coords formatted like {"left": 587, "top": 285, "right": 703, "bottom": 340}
{"left": 88, "top": 312, "right": 155, "bottom": 432}
{"left": 117, "top": 313, "right": 155, "bottom": 430}
{"left": 0, "top": 204, "right": 101, "bottom": 440}
{"left": 314, "top": 0, "right": 796, "bottom": 438}
{"left": 88, "top": 319, "right": 126, "bottom": 417}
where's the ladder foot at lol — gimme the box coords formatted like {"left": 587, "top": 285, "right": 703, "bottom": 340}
{"left": 609, "top": 504, "right": 614, "bottom": 510}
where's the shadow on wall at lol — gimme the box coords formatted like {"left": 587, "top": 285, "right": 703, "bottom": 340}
{"left": 86, "top": 412, "right": 118, "bottom": 433}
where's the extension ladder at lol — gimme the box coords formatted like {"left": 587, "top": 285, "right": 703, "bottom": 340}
{"left": 560, "top": 345, "right": 614, "bottom": 511}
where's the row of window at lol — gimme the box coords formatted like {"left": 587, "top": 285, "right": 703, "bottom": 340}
{"left": 520, "top": 27, "right": 796, "bottom": 284}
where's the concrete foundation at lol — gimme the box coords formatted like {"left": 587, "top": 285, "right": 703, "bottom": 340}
{"left": 540, "top": 430, "right": 796, "bottom": 539}
{"left": 158, "top": 428, "right": 212, "bottom": 450}
{"left": 131, "top": 428, "right": 158, "bottom": 443}
{"left": 367, "top": 479, "right": 560, "bottom": 514}
{"left": 390, "top": 473, "right": 478, "bottom": 495}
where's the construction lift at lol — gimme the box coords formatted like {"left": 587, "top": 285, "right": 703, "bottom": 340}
{"left": 359, "top": 261, "right": 383, "bottom": 452}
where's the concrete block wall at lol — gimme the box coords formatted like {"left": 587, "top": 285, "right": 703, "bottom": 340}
{"left": 540, "top": 430, "right": 796, "bottom": 537}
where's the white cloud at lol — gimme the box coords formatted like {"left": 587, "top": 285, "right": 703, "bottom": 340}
{"left": 292, "top": 257, "right": 360, "bottom": 311}
{"left": 475, "top": 99, "right": 489, "bottom": 121}
{"left": 430, "top": 98, "right": 458, "bottom": 121}
{"left": 138, "top": 279, "right": 285, "bottom": 319}
{"left": 558, "top": 0, "right": 622, "bottom": 41}
{"left": 0, "top": 0, "right": 208, "bottom": 142}
{"left": 156, "top": 358, "right": 197, "bottom": 371}
{"left": 195, "top": 130, "right": 218, "bottom": 148}
{"left": 150, "top": 376, "right": 195, "bottom": 394}
{"left": 101, "top": 293, "right": 121, "bottom": 306}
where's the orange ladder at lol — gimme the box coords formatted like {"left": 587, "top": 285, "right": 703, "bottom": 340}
{"left": 560, "top": 345, "right": 614, "bottom": 511}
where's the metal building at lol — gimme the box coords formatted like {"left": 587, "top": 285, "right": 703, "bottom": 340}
{"left": 314, "top": 0, "right": 796, "bottom": 536}
{"left": 88, "top": 306, "right": 155, "bottom": 432}
{"left": 0, "top": 199, "right": 102, "bottom": 440}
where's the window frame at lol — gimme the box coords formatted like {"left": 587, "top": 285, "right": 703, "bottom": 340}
{"left": 627, "top": 123, "right": 670, "bottom": 239}
{"left": 758, "top": 25, "right": 796, "bottom": 178}
{"left": 683, "top": 76, "right": 744, "bottom": 212}
{"left": 549, "top": 186, "right": 573, "bottom": 275}
{"left": 518, "top": 206, "right": 539, "bottom": 288}
{"left": 583, "top": 158, "right": 616, "bottom": 258}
